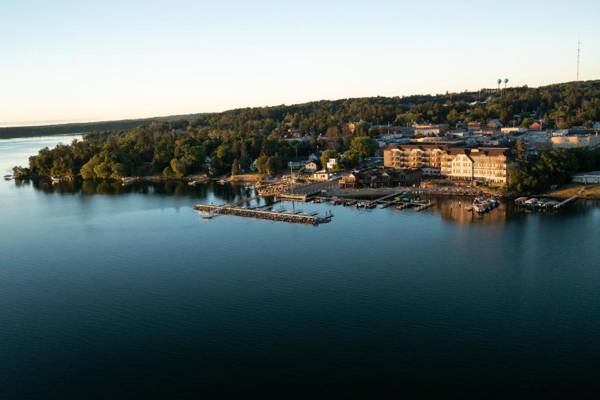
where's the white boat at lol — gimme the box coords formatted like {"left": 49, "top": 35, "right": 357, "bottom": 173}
{"left": 50, "top": 175, "right": 63, "bottom": 184}
{"left": 472, "top": 196, "right": 499, "bottom": 213}
{"left": 514, "top": 197, "right": 529, "bottom": 206}
{"left": 3, "top": 174, "right": 13, "bottom": 180}
{"left": 198, "top": 211, "right": 215, "bottom": 219}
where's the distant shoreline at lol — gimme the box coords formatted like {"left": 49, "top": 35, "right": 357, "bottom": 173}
{"left": 0, "top": 113, "right": 205, "bottom": 140}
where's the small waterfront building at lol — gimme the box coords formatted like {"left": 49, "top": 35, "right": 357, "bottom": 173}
{"left": 339, "top": 173, "right": 358, "bottom": 188}
{"left": 304, "top": 161, "right": 319, "bottom": 173}
{"left": 339, "top": 168, "right": 421, "bottom": 188}
{"left": 572, "top": 171, "right": 600, "bottom": 185}
{"left": 311, "top": 170, "right": 331, "bottom": 182}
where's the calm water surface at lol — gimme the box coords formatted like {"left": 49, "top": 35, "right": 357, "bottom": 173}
{"left": 1, "top": 136, "right": 599, "bottom": 398}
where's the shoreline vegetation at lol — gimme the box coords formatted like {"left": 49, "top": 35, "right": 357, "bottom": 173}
{"left": 9, "top": 80, "right": 600, "bottom": 199}
{"left": 543, "top": 183, "right": 600, "bottom": 200}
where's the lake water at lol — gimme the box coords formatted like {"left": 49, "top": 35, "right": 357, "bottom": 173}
{"left": 1, "top": 136, "right": 600, "bottom": 398}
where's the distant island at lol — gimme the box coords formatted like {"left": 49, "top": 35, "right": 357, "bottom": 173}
{"left": 10, "top": 79, "right": 600, "bottom": 196}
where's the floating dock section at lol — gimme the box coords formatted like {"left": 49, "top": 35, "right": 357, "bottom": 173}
{"left": 194, "top": 204, "right": 332, "bottom": 225}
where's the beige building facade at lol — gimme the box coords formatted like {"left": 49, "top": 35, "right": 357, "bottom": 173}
{"left": 384, "top": 145, "right": 508, "bottom": 186}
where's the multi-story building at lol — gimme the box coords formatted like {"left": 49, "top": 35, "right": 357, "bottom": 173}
{"left": 384, "top": 145, "right": 508, "bottom": 186}
{"left": 441, "top": 148, "right": 508, "bottom": 186}
{"left": 383, "top": 144, "right": 448, "bottom": 176}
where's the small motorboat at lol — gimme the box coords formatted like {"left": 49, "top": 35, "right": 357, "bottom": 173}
{"left": 3, "top": 174, "right": 13, "bottom": 180}
{"left": 198, "top": 211, "right": 215, "bottom": 219}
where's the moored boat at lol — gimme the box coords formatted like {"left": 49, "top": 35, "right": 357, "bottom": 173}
{"left": 472, "top": 196, "right": 499, "bottom": 214}
{"left": 198, "top": 210, "right": 215, "bottom": 219}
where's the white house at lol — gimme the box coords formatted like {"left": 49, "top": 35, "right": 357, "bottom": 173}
{"left": 326, "top": 158, "right": 339, "bottom": 171}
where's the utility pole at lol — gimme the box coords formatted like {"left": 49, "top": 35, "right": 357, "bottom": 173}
{"left": 577, "top": 40, "right": 581, "bottom": 81}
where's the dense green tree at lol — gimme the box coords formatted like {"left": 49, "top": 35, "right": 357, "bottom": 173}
{"left": 350, "top": 136, "right": 378, "bottom": 158}
{"left": 320, "top": 149, "right": 338, "bottom": 171}
{"left": 514, "top": 139, "right": 528, "bottom": 166}
{"left": 255, "top": 155, "right": 269, "bottom": 174}
{"left": 509, "top": 147, "right": 600, "bottom": 193}
{"left": 266, "top": 154, "right": 281, "bottom": 176}
{"left": 342, "top": 150, "right": 360, "bottom": 168}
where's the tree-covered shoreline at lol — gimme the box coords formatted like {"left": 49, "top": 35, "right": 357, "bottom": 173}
{"left": 11, "top": 79, "right": 600, "bottom": 193}
{"left": 508, "top": 140, "right": 600, "bottom": 193}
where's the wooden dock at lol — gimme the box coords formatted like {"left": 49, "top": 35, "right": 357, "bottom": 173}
{"left": 373, "top": 191, "right": 405, "bottom": 204}
{"left": 414, "top": 201, "right": 435, "bottom": 211}
{"left": 194, "top": 204, "right": 332, "bottom": 225}
{"left": 278, "top": 181, "right": 336, "bottom": 202}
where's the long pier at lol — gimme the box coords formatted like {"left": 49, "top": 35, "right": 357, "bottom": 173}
{"left": 194, "top": 204, "right": 332, "bottom": 225}
{"left": 555, "top": 195, "right": 579, "bottom": 209}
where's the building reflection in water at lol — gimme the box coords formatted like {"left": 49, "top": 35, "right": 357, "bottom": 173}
{"left": 430, "top": 196, "right": 510, "bottom": 224}
{"left": 18, "top": 180, "right": 599, "bottom": 222}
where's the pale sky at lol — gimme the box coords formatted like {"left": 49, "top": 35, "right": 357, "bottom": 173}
{"left": 1, "top": 0, "right": 599, "bottom": 127}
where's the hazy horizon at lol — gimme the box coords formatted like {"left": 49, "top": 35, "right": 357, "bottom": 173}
{"left": 2, "top": 0, "right": 599, "bottom": 127}
{"left": 0, "top": 77, "right": 595, "bottom": 128}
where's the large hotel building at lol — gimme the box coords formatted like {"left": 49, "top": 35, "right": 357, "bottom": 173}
{"left": 383, "top": 144, "right": 509, "bottom": 186}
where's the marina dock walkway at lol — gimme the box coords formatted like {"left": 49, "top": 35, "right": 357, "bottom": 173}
{"left": 195, "top": 204, "right": 332, "bottom": 225}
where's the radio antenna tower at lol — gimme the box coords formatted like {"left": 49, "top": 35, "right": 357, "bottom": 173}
{"left": 577, "top": 40, "right": 581, "bottom": 81}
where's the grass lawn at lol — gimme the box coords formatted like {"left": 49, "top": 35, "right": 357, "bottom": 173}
{"left": 544, "top": 183, "right": 600, "bottom": 200}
